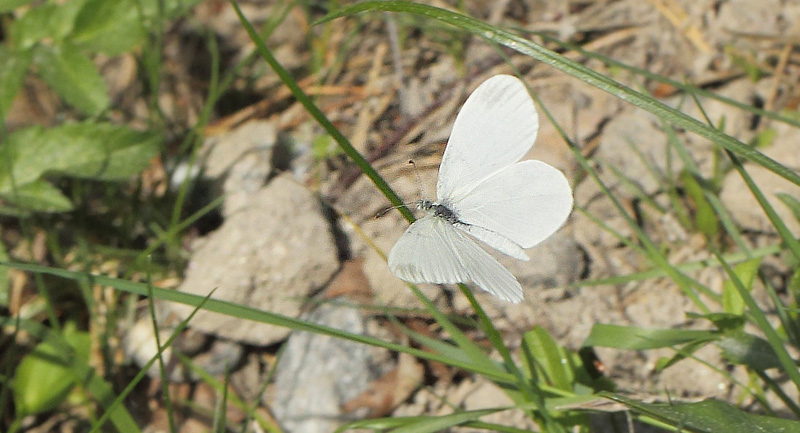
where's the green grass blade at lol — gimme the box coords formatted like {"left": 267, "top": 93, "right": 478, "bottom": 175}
{"left": 603, "top": 393, "right": 800, "bottom": 432}
{"left": 584, "top": 324, "right": 718, "bottom": 350}
{"left": 3, "top": 261, "right": 516, "bottom": 384}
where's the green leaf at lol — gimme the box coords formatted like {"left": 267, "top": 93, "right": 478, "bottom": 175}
{"left": 680, "top": 170, "right": 719, "bottom": 240}
{"left": 0, "top": 179, "right": 74, "bottom": 213}
{"left": 0, "top": 0, "right": 33, "bottom": 13}
{"left": 0, "top": 122, "right": 160, "bottom": 213}
{"left": 0, "top": 126, "right": 44, "bottom": 188}
{"left": 52, "top": 124, "right": 161, "bottom": 180}
{"left": 0, "top": 232, "right": 8, "bottom": 306}
{"left": 0, "top": 122, "right": 161, "bottom": 195}
{"left": 71, "top": 0, "right": 146, "bottom": 55}
{"left": 688, "top": 312, "right": 746, "bottom": 333}
{"left": 12, "top": 323, "right": 90, "bottom": 416}
{"left": 32, "top": 41, "right": 109, "bottom": 115}
{"left": 138, "top": 0, "right": 204, "bottom": 21}
{"left": 722, "top": 258, "right": 761, "bottom": 315}
{"left": 312, "top": 133, "right": 342, "bottom": 160}
{"left": 584, "top": 324, "right": 718, "bottom": 350}
{"left": 4, "top": 317, "right": 141, "bottom": 431}
{"left": 715, "top": 332, "right": 783, "bottom": 371}
{"left": 728, "top": 49, "right": 765, "bottom": 83}
{"left": 0, "top": 46, "right": 32, "bottom": 115}
{"left": 338, "top": 408, "right": 504, "bottom": 433}
{"left": 605, "top": 393, "right": 800, "bottom": 432}
{"left": 9, "top": 0, "right": 89, "bottom": 50}
{"left": 521, "top": 326, "right": 574, "bottom": 391}
{"left": 777, "top": 192, "right": 800, "bottom": 224}
{"left": 653, "top": 340, "right": 708, "bottom": 372}
{"left": 751, "top": 127, "right": 777, "bottom": 149}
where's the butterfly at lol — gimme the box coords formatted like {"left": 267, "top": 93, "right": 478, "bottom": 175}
{"left": 387, "top": 74, "right": 574, "bottom": 303}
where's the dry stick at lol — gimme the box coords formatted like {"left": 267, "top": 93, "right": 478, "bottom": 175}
{"left": 351, "top": 43, "right": 389, "bottom": 152}
{"left": 764, "top": 42, "right": 794, "bottom": 117}
{"left": 646, "top": 0, "right": 712, "bottom": 53}
{"left": 385, "top": 12, "right": 405, "bottom": 88}
{"left": 332, "top": 85, "right": 458, "bottom": 195}
{"left": 203, "top": 78, "right": 366, "bottom": 135}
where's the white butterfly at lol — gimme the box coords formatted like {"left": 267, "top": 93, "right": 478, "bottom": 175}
{"left": 387, "top": 74, "right": 574, "bottom": 303}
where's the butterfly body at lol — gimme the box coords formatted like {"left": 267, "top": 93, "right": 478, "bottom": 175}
{"left": 419, "top": 200, "right": 460, "bottom": 225}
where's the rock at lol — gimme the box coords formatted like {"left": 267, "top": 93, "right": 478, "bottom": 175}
{"left": 340, "top": 352, "right": 423, "bottom": 418}
{"left": 270, "top": 304, "right": 376, "bottom": 433}
{"left": 200, "top": 119, "right": 277, "bottom": 217}
{"left": 715, "top": 0, "right": 785, "bottom": 37}
{"left": 122, "top": 303, "right": 243, "bottom": 382}
{"left": 166, "top": 174, "right": 339, "bottom": 346}
{"left": 122, "top": 304, "right": 184, "bottom": 382}
{"left": 459, "top": 378, "right": 534, "bottom": 431}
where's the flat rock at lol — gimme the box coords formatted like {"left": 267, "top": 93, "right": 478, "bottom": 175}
{"left": 167, "top": 174, "right": 339, "bottom": 346}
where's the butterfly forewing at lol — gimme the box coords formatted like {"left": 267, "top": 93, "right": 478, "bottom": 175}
{"left": 451, "top": 160, "right": 573, "bottom": 251}
{"left": 437, "top": 75, "right": 539, "bottom": 202}
{"left": 388, "top": 215, "right": 523, "bottom": 303}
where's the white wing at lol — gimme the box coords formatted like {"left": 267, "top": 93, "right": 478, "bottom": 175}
{"left": 450, "top": 160, "right": 573, "bottom": 251}
{"left": 457, "top": 223, "right": 530, "bottom": 261}
{"left": 437, "top": 75, "right": 538, "bottom": 202}
{"left": 387, "top": 215, "right": 523, "bottom": 303}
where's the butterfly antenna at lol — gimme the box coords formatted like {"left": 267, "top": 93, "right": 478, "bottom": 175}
{"left": 408, "top": 159, "right": 425, "bottom": 201}
{"left": 376, "top": 159, "right": 425, "bottom": 219}
{"left": 375, "top": 203, "right": 411, "bottom": 218}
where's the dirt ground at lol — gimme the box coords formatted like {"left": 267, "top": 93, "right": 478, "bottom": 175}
{"left": 8, "top": 0, "right": 800, "bottom": 431}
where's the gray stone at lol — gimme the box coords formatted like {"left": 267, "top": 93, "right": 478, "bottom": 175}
{"left": 167, "top": 174, "right": 339, "bottom": 346}
{"left": 200, "top": 119, "right": 277, "bottom": 216}
{"left": 270, "top": 304, "right": 375, "bottom": 433}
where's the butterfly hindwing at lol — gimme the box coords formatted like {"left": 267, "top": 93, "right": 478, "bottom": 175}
{"left": 388, "top": 215, "right": 466, "bottom": 285}
{"left": 449, "top": 160, "right": 573, "bottom": 251}
{"left": 388, "top": 215, "right": 523, "bottom": 303}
